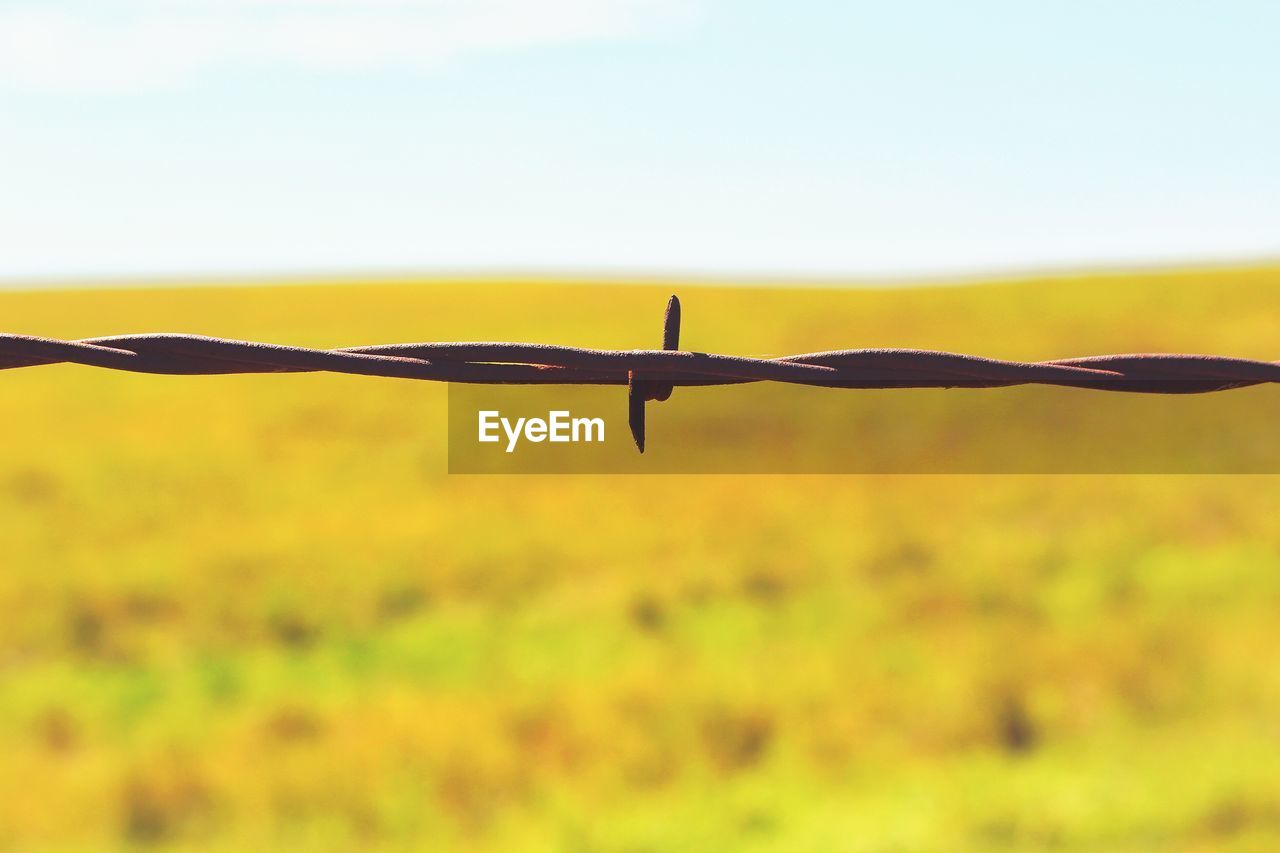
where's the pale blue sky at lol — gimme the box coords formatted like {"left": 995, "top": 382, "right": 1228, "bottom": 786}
{"left": 1, "top": 0, "right": 1277, "bottom": 283}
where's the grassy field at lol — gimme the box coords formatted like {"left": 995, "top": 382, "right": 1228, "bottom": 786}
{"left": 2, "top": 267, "right": 1280, "bottom": 850}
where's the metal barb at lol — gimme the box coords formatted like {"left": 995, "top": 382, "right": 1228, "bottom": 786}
{"left": 628, "top": 295, "right": 682, "bottom": 453}
{"left": 627, "top": 371, "right": 646, "bottom": 454}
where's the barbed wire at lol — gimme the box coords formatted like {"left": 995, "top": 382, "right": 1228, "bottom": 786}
{"left": 3, "top": 295, "right": 1278, "bottom": 452}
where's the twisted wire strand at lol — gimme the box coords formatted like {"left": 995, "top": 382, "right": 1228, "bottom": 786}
{"left": 1, "top": 294, "right": 1276, "bottom": 451}
{"left": 1, "top": 335, "right": 1274, "bottom": 392}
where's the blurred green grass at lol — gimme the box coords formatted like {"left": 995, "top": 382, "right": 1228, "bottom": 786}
{"left": 1, "top": 267, "right": 1280, "bottom": 850}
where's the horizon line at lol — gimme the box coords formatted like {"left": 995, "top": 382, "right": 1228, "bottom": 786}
{"left": 1, "top": 253, "right": 1277, "bottom": 295}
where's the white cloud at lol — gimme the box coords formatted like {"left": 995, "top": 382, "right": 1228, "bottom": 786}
{"left": 0, "top": 0, "right": 700, "bottom": 92}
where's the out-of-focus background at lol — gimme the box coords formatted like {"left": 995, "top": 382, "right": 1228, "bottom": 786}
{"left": 4, "top": 271, "right": 1280, "bottom": 850}
{"left": 3, "top": 1, "right": 1280, "bottom": 850}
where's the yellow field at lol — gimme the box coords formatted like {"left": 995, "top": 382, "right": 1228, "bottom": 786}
{"left": 2, "top": 267, "right": 1280, "bottom": 850}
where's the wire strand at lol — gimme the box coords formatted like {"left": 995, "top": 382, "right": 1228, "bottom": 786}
{"left": 2, "top": 295, "right": 1274, "bottom": 452}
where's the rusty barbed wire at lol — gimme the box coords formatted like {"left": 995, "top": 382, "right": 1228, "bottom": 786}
{"left": 3, "top": 294, "right": 1279, "bottom": 453}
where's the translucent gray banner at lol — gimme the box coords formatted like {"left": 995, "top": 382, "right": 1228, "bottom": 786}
{"left": 447, "top": 383, "right": 1280, "bottom": 473}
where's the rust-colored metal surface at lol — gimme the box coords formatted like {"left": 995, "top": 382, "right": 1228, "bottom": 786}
{"left": 3, "top": 295, "right": 1278, "bottom": 452}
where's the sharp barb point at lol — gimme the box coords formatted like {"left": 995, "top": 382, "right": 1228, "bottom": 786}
{"left": 627, "top": 373, "right": 646, "bottom": 453}
{"left": 663, "top": 295, "right": 682, "bottom": 353}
